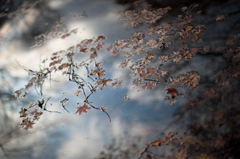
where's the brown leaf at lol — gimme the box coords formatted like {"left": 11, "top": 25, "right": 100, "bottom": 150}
{"left": 80, "top": 48, "right": 88, "bottom": 53}
{"left": 58, "top": 63, "right": 69, "bottom": 70}
{"left": 161, "top": 70, "right": 168, "bottom": 76}
{"left": 25, "top": 121, "right": 35, "bottom": 130}
{"left": 145, "top": 52, "right": 154, "bottom": 60}
{"left": 187, "top": 71, "right": 199, "bottom": 79}
{"left": 21, "top": 118, "right": 29, "bottom": 126}
{"left": 202, "top": 45, "right": 211, "bottom": 53}
{"left": 180, "top": 50, "right": 190, "bottom": 57}
{"left": 166, "top": 87, "right": 178, "bottom": 98}
{"left": 121, "top": 59, "right": 130, "bottom": 67}
{"left": 60, "top": 98, "right": 69, "bottom": 104}
{"left": 91, "top": 68, "right": 101, "bottom": 75}
{"left": 198, "top": 154, "right": 208, "bottom": 159}
{"left": 162, "top": 132, "right": 175, "bottom": 144}
{"left": 159, "top": 55, "right": 169, "bottom": 62}
{"left": 67, "top": 46, "right": 74, "bottom": 50}
{"left": 96, "top": 62, "right": 102, "bottom": 68}
{"left": 181, "top": 136, "right": 195, "bottom": 148}
{"left": 173, "top": 57, "right": 182, "bottom": 63}
{"left": 226, "top": 39, "right": 234, "bottom": 45}
{"left": 74, "top": 90, "right": 81, "bottom": 96}
{"left": 213, "top": 135, "right": 225, "bottom": 148}
{"left": 185, "top": 25, "right": 192, "bottom": 32}
{"left": 170, "top": 98, "right": 177, "bottom": 105}
{"left": 177, "top": 149, "right": 187, "bottom": 159}
{"left": 98, "top": 70, "right": 105, "bottom": 77}
{"left": 75, "top": 103, "right": 91, "bottom": 115}
{"left": 163, "top": 24, "right": 171, "bottom": 29}
{"left": 148, "top": 66, "right": 158, "bottom": 73}
{"left": 150, "top": 139, "right": 163, "bottom": 146}
{"left": 112, "top": 81, "right": 122, "bottom": 87}
{"left": 139, "top": 60, "right": 149, "bottom": 66}
{"left": 216, "top": 15, "right": 226, "bottom": 21}
{"left": 96, "top": 35, "right": 105, "bottom": 42}
{"left": 139, "top": 72, "right": 148, "bottom": 78}
{"left": 90, "top": 52, "right": 97, "bottom": 59}
{"left": 25, "top": 82, "right": 33, "bottom": 89}
{"left": 146, "top": 82, "right": 154, "bottom": 89}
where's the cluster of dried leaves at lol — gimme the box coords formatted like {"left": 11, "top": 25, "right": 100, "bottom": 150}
{"left": 33, "top": 18, "right": 78, "bottom": 48}
{"left": 13, "top": 4, "right": 240, "bottom": 159}
{"left": 0, "top": 0, "right": 42, "bottom": 19}
{"left": 14, "top": 34, "right": 121, "bottom": 128}
{"left": 94, "top": 1, "right": 240, "bottom": 159}
{"left": 19, "top": 99, "right": 44, "bottom": 130}
{"left": 105, "top": 3, "right": 206, "bottom": 105}
{"left": 119, "top": 6, "right": 171, "bottom": 27}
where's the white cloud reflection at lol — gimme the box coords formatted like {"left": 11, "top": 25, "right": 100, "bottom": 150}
{"left": 56, "top": 115, "right": 147, "bottom": 159}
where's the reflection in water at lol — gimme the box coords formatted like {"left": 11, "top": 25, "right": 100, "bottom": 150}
{"left": 0, "top": 0, "right": 240, "bottom": 158}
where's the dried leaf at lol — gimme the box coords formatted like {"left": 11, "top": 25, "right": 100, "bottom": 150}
{"left": 74, "top": 90, "right": 81, "bottom": 96}
{"left": 173, "top": 57, "right": 182, "bottom": 63}
{"left": 216, "top": 15, "right": 226, "bottom": 21}
{"left": 139, "top": 60, "right": 149, "bottom": 66}
{"left": 90, "top": 52, "right": 97, "bottom": 59}
{"left": 60, "top": 98, "right": 69, "bottom": 104}
{"left": 145, "top": 52, "right": 153, "bottom": 60}
{"left": 121, "top": 59, "right": 130, "bottom": 67}
{"left": 166, "top": 87, "right": 178, "bottom": 98}
{"left": 58, "top": 63, "right": 69, "bottom": 70}
{"left": 151, "top": 139, "right": 163, "bottom": 146}
{"left": 177, "top": 149, "right": 187, "bottom": 159}
{"left": 148, "top": 66, "right": 158, "bottom": 73}
{"left": 75, "top": 103, "right": 90, "bottom": 115}
{"left": 159, "top": 55, "right": 169, "bottom": 62}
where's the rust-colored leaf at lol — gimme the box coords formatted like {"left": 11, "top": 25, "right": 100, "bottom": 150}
{"left": 148, "top": 66, "right": 158, "bottom": 73}
{"left": 140, "top": 72, "right": 149, "bottom": 78}
{"left": 166, "top": 87, "right": 178, "bottom": 98}
{"left": 150, "top": 139, "right": 163, "bottom": 146}
{"left": 185, "top": 25, "right": 192, "bottom": 32}
{"left": 112, "top": 81, "right": 122, "bottom": 87}
{"left": 75, "top": 103, "right": 91, "bottom": 115}
{"left": 25, "top": 82, "right": 33, "bottom": 89}
{"left": 58, "top": 63, "right": 69, "bottom": 70}
{"left": 25, "top": 121, "right": 34, "bottom": 130}
{"left": 163, "top": 24, "right": 171, "bottom": 29}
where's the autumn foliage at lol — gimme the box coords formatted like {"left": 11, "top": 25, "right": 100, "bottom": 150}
{"left": 9, "top": 0, "right": 240, "bottom": 159}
